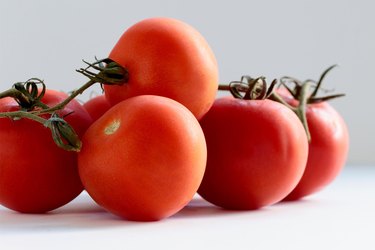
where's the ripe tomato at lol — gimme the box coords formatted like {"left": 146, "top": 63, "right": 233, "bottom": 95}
{"left": 104, "top": 17, "right": 219, "bottom": 120}
{"left": 83, "top": 94, "right": 111, "bottom": 122}
{"left": 78, "top": 95, "right": 207, "bottom": 221}
{"left": 198, "top": 96, "right": 308, "bottom": 209}
{"left": 0, "top": 89, "right": 92, "bottom": 213}
{"left": 283, "top": 101, "right": 349, "bottom": 200}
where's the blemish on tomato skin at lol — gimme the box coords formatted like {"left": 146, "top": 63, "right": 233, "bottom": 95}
{"left": 104, "top": 120, "right": 121, "bottom": 135}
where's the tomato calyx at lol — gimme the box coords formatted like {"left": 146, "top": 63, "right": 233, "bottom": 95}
{"left": 273, "top": 65, "right": 345, "bottom": 142}
{"left": 0, "top": 58, "right": 129, "bottom": 151}
{"left": 0, "top": 79, "right": 85, "bottom": 151}
{"left": 0, "top": 109, "right": 82, "bottom": 152}
{"left": 219, "top": 76, "right": 311, "bottom": 141}
{"left": 219, "top": 76, "right": 276, "bottom": 100}
{"left": 279, "top": 65, "right": 345, "bottom": 104}
{"left": 270, "top": 82, "right": 311, "bottom": 141}
{"left": 225, "top": 76, "right": 278, "bottom": 100}
{"left": 45, "top": 113, "right": 83, "bottom": 151}
{"left": 0, "top": 78, "right": 48, "bottom": 111}
{"left": 218, "top": 65, "right": 345, "bottom": 143}
{"left": 76, "top": 58, "right": 129, "bottom": 86}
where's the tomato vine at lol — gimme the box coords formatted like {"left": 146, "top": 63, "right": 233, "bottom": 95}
{"left": 218, "top": 76, "right": 312, "bottom": 141}
{"left": 217, "top": 65, "right": 345, "bottom": 142}
{"left": 0, "top": 59, "right": 128, "bottom": 151}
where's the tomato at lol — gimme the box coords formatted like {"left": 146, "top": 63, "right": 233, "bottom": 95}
{"left": 78, "top": 95, "right": 207, "bottom": 221}
{"left": 83, "top": 94, "right": 111, "bottom": 122}
{"left": 104, "top": 17, "right": 219, "bottom": 120}
{"left": 283, "top": 101, "right": 349, "bottom": 200}
{"left": 0, "top": 89, "right": 92, "bottom": 213}
{"left": 197, "top": 96, "right": 308, "bottom": 209}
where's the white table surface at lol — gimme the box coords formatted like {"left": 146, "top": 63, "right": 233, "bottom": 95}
{"left": 1, "top": 165, "right": 374, "bottom": 250}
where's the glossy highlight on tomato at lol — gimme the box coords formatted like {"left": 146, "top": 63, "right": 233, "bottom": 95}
{"left": 104, "top": 17, "right": 219, "bottom": 119}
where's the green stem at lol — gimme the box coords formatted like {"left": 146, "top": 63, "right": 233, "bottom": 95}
{"left": 31, "top": 79, "right": 97, "bottom": 116}
{"left": 295, "top": 82, "right": 311, "bottom": 142}
{"left": 0, "top": 78, "right": 97, "bottom": 152}
{"left": 310, "top": 64, "right": 337, "bottom": 98}
{"left": 0, "top": 110, "right": 81, "bottom": 151}
{"left": 221, "top": 82, "right": 311, "bottom": 141}
{"left": 269, "top": 84, "right": 311, "bottom": 141}
{"left": 0, "top": 110, "right": 48, "bottom": 125}
{"left": 0, "top": 79, "right": 96, "bottom": 119}
{"left": 0, "top": 58, "right": 128, "bottom": 152}
{"left": 268, "top": 91, "right": 297, "bottom": 111}
{"left": 0, "top": 88, "right": 31, "bottom": 105}
{"left": 218, "top": 84, "right": 231, "bottom": 91}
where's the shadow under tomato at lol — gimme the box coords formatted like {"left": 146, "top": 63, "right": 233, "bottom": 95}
{"left": 0, "top": 193, "right": 132, "bottom": 233}
{"left": 1, "top": 193, "right": 304, "bottom": 233}
{"left": 172, "top": 195, "right": 271, "bottom": 219}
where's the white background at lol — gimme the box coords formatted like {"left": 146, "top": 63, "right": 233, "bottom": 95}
{"left": 1, "top": 165, "right": 375, "bottom": 249}
{"left": 1, "top": 2, "right": 374, "bottom": 249}
{"left": 0, "top": 0, "right": 374, "bottom": 164}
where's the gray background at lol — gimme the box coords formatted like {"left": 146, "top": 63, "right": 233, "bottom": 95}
{"left": 0, "top": 0, "right": 373, "bottom": 164}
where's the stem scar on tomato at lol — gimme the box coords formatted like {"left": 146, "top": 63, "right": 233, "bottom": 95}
{"left": 104, "top": 119, "right": 121, "bottom": 135}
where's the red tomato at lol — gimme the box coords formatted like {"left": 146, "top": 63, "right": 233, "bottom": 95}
{"left": 83, "top": 94, "right": 111, "bottom": 122}
{"left": 78, "top": 95, "right": 207, "bottom": 221}
{"left": 198, "top": 96, "right": 308, "bottom": 209}
{"left": 283, "top": 101, "right": 349, "bottom": 200}
{"left": 104, "top": 17, "right": 219, "bottom": 120}
{"left": 0, "top": 89, "right": 92, "bottom": 213}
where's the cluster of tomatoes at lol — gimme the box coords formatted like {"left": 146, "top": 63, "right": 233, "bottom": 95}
{"left": 0, "top": 17, "right": 349, "bottom": 221}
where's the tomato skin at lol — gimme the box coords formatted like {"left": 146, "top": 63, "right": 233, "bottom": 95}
{"left": 104, "top": 17, "right": 219, "bottom": 120}
{"left": 83, "top": 94, "right": 111, "bottom": 122}
{"left": 0, "top": 90, "right": 92, "bottom": 213}
{"left": 78, "top": 95, "right": 207, "bottom": 221}
{"left": 283, "top": 101, "right": 349, "bottom": 200}
{"left": 197, "top": 97, "right": 308, "bottom": 209}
